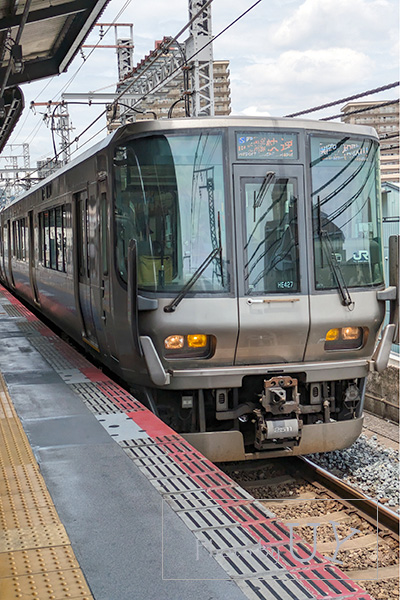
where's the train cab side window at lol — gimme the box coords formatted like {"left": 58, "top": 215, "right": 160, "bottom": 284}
{"left": 12, "top": 218, "right": 27, "bottom": 261}
{"left": 38, "top": 205, "right": 70, "bottom": 273}
{"left": 113, "top": 133, "right": 228, "bottom": 293}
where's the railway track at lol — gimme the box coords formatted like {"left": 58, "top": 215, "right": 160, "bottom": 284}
{"left": 222, "top": 456, "right": 399, "bottom": 600}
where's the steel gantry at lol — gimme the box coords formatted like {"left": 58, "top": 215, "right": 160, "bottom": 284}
{"left": 117, "top": 0, "right": 215, "bottom": 117}
{"left": 186, "top": 0, "right": 214, "bottom": 117}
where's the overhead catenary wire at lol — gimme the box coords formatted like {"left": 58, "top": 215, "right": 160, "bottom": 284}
{"left": 117, "top": 0, "right": 264, "bottom": 119}
{"left": 9, "top": 0, "right": 217, "bottom": 175}
{"left": 321, "top": 99, "right": 400, "bottom": 121}
{"left": 23, "top": 0, "right": 265, "bottom": 176}
{"left": 284, "top": 81, "right": 400, "bottom": 118}
{"left": 9, "top": 0, "right": 132, "bottom": 150}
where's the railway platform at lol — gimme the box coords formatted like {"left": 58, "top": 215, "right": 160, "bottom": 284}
{"left": 0, "top": 283, "right": 376, "bottom": 600}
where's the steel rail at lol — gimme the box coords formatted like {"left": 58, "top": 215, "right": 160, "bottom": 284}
{"left": 297, "top": 456, "right": 399, "bottom": 536}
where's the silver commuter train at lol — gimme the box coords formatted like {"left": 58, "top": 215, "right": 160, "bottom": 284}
{"left": 1, "top": 117, "right": 398, "bottom": 461}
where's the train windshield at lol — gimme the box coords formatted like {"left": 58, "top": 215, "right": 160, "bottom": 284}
{"left": 113, "top": 132, "right": 229, "bottom": 293}
{"left": 243, "top": 175, "right": 299, "bottom": 293}
{"left": 310, "top": 135, "right": 384, "bottom": 289}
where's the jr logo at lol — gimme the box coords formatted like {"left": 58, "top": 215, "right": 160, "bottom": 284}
{"left": 352, "top": 250, "right": 369, "bottom": 262}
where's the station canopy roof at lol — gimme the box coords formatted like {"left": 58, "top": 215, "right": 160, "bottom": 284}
{"left": 0, "top": 0, "right": 111, "bottom": 151}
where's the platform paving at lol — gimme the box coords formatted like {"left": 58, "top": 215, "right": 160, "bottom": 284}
{"left": 0, "top": 284, "right": 376, "bottom": 600}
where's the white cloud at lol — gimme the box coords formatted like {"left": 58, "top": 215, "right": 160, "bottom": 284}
{"left": 263, "top": 48, "right": 372, "bottom": 86}
{"left": 271, "top": 0, "right": 395, "bottom": 49}
{"left": 238, "top": 105, "right": 272, "bottom": 117}
{"left": 232, "top": 48, "right": 374, "bottom": 114}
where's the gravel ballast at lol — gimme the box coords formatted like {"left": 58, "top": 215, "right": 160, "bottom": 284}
{"left": 308, "top": 433, "right": 399, "bottom": 508}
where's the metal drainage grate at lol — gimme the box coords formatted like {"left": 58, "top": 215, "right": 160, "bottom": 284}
{"left": 226, "top": 502, "right": 275, "bottom": 523}
{"left": 119, "top": 434, "right": 182, "bottom": 450}
{"left": 210, "top": 487, "right": 255, "bottom": 505}
{"left": 297, "top": 565, "right": 361, "bottom": 598}
{"left": 70, "top": 383, "right": 123, "bottom": 415}
{"left": 164, "top": 490, "right": 222, "bottom": 512}
{"left": 28, "top": 337, "right": 76, "bottom": 372}
{"left": 277, "top": 543, "right": 326, "bottom": 570}
{"left": 131, "top": 454, "right": 180, "bottom": 468}
{"left": 97, "top": 382, "right": 146, "bottom": 412}
{"left": 17, "top": 322, "right": 42, "bottom": 335}
{"left": 178, "top": 506, "right": 238, "bottom": 531}
{"left": 139, "top": 462, "right": 188, "bottom": 481}
{"left": 195, "top": 524, "right": 261, "bottom": 554}
{"left": 123, "top": 444, "right": 167, "bottom": 460}
{"left": 151, "top": 474, "right": 205, "bottom": 495}
{"left": 244, "top": 520, "right": 293, "bottom": 547}
{"left": 213, "top": 545, "right": 286, "bottom": 579}
{"left": 3, "top": 304, "right": 25, "bottom": 318}
{"left": 191, "top": 470, "right": 235, "bottom": 490}
{"left": 238, "top": 573, "right": 315, "bottom": 600}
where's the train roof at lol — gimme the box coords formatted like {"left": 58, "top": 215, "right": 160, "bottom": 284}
{"left": 115, "top": 115, "right": 379, "bottom": 141}
{"left": 5, "top": 115, "right": 379, "bottom": 208}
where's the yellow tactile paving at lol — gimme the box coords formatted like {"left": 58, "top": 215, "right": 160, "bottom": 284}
{"left": 0, "top": 546, "right": 80, "bottom": 578}
{"left": 0, "top": 373, "right": 94, "bottom": 599}
{"left": 0, "top": 570, "right": 92, "bottom": 599}
{"left": 0, "top": 502, "right": 61, "bottom": 531}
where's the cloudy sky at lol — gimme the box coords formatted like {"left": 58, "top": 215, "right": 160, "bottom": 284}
{"left": 4, "top": 0, "right": 399, "bottom": 168}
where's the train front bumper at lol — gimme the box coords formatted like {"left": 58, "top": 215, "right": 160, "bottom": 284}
{"left": 183, "top": 416, "right": 364, "bottom": 462}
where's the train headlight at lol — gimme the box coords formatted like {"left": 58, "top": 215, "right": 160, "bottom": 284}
{"left": 342, "top": 326, "right": 361, "bottom": 340}
{"left": 326, "top": 328, "right": 340, "bottom": 341}
{"left": 164, "top": 335, "right": 184, "bottom": 350}
{"left": 164, "top": 334, "right": 215, "bottom": 358}
{"left": 324, "top": 327, "right": 366, "bottom": 350}
{"left": 187, "top": 334, "right": 208, "bottom": 348}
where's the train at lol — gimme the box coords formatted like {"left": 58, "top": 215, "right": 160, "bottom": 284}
{"left": 0, "top": 116, "right": 398, "bottom": 461}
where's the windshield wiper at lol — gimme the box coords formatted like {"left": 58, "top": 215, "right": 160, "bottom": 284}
{"left": 253, "top": 171, "right": 275, "bottom": 221}
{"left": 164, "top": 246, "right": 221, "bottom": 313}
{"left": 317, "top": 196, "right": 354, "bottom": 309}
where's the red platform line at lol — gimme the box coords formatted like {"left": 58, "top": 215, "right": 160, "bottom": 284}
{"left": 126, "top": 410, "right": 176, "bottom": 438}
{"left": 80, "top": 367, "right": 110, "bottom": 382}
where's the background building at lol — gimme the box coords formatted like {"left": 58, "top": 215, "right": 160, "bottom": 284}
{"left": 341, "top": 100, "right": 399, "bottom": 184}
{"left": 111, "top": 38, "right": 231, "bottom": 127}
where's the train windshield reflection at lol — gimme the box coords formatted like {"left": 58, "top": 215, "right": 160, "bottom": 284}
{"left": 244, "top": 177, "right": 299, "bottom": 293}
{"left": 311, "top": 136, "right": 384, "bottom": 289}
{"left": 113, "top": 132, "right": 229, "bottom": 293}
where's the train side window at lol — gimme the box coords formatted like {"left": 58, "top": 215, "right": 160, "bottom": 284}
{"left": 12, "top": 222, "right": 17, "bottom": 258}
{"left": 21, "top": 218, "right": 27, "bottom": 260}
{"left": 63, "top": 204, "right": 72, "bottom": 273}
{"left": 49, "top": 209, "right": 57, "bottom": 269}
{"left": 44, "top": 211, "right": 50, "bottom": 267}
{"left": 38, "top": 206, "right": 69, "bottom": 272}
{"left": 38, "top": 213, "right": 43, "bottom": 264}
{"left": 55, "top": 206, "right": 63, "bottom": 271}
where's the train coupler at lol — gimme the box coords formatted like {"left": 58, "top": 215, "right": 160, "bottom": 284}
{"left": 254, "top": 376, "right": 302, "bottom": 450}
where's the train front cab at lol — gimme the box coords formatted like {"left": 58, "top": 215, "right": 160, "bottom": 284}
{"left": 109, "top": 119, "right": 399, "bottom": 461}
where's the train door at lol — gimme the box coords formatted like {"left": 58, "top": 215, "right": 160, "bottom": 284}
{"left": 28, "top": 211, "right": 40, "bottom": 305}
{"left": 6, "top": 219, "right": 14, "bottom": 287}
{"left": 76, "top": 191, "right": 99, "bottom": 350}
{"left": 98, "top": 178, "right": 119, "bottom": 360}
{"left": 233, "top": 164, "right": 310, "bottom": 364}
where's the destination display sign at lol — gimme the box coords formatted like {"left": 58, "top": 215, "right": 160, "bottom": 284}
{"left": 237, "top": 132, "right": 298, "bottom": 159}
{"left": 313, "top": 138, "right": 372, "bottom": 163}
